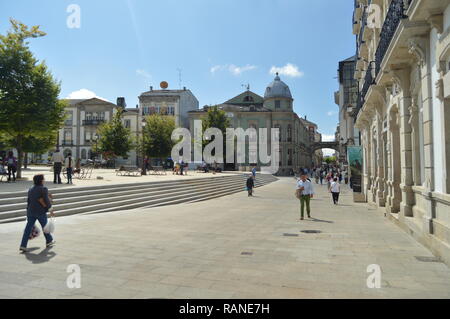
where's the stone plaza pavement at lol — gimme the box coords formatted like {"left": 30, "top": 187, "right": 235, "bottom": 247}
{"left": 0, "top": 177, "right": 449, "bottom": 299}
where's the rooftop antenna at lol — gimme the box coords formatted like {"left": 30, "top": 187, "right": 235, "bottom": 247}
{"left": 177, "top": 68, "right": 182, "bottom": 89}
{"left": 241, "top": 83, "right": 250, "bottom": 91}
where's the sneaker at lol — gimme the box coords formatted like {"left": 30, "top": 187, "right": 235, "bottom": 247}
{"left": 46, "top": 241, "right": 56, "bottom": 247}
{"left": 19, "top": 247, "right": 28, "bottom": 253}
{"left": 300, "top": 217, "right": 304, "bottom": 220}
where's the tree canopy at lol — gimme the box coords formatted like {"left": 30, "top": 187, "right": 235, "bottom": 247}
{"left": 94, "top": 108, "right": 134, "bottom": 159}
{"left": 140, "top": 114, "right": 176, "bottom": 159}
{"left": 325, "top": 156, "right": 337, "bottom": 164}
{"left": 0, "top": 19, "right": 66, "bottom": 177}
{"left": 201, "top": 106, "right": 231, "bottom": 139}
{"left": 200, "top": 106, "right": 231, "bottom": 160}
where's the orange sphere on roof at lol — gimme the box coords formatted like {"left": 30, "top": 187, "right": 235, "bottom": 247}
{"left": 160, "top": 81, "right": 168, "bottom": 89}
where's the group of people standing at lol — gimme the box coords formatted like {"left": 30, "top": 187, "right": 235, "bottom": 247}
{"left": 51, "top": 149, "right": 74, "bottom": 184}
{"left": 311, "top": 166, "right": 347, "bottom": 186}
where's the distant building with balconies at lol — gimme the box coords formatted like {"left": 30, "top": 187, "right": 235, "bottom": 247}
{"left": 335, "top": 55, "right": 360, "bottom": 168}
{"left": 36, "top": 97, "right": 140, "bottom": 166}
{"left": 57, "top": 97, "right": 117, "bottom": 162}
{"left": 138, "top": 85, "right": 199, "bottom": 129}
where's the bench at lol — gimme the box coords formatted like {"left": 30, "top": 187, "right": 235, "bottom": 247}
{"left": 149, "top": 166, "right": 167, "bottom": 175}
{"left": 63, "top": 165, "right": 94, "bottom": 180}
{"left": 197, "top": 165, "right": 209, "bottom": 173}
{"left": 116, "top": 166, "right": 142, "bottom": 176}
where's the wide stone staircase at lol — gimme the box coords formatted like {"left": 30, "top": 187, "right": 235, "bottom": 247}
{"left": 0, "top": 174, "right": 278, "bottom": 223}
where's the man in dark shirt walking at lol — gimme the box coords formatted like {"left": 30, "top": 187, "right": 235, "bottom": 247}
{"left": 246, "top": 175, "right": 254, "bottom": 197}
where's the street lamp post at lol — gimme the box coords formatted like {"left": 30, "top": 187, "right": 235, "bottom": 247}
{"left": 141, "top": 121, "right": 147, "bottom": 175}
{"left": 93, "top": 133, "right": 99, "bottom": 167}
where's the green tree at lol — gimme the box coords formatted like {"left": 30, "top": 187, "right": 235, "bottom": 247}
{"left": 325, "top": 156, "right": 337, "bottom": 164}
{"left": 141, "top": 114, "right": 176, "bottom": 159}
{"left": 201, "top": 106, "right": 231, "bottom": 161}
{"left": 0, "top": 19, "right": 66, "bottom": 178}
{"left": 94, "top": 108, "right": 134, "bottom": 161}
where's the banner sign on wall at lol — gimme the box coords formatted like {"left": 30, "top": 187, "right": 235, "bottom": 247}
{"left": 347, "top": 146, "right": 363, "bottom": 193}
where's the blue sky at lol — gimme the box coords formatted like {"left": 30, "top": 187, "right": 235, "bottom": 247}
{"left": 1, "top": 0, "right": 355, "bottom": 140}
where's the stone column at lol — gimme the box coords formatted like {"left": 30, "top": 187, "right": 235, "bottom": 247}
{"left": 388, "top": 108, "right": 402, "bottom": 213}
{"left": 366, "top": 107, "right": 377, "bottom": 203}
{"left": 375, "top": 104, "right": 385, "bottom": 207}
{"left": 364, "top": 123, "right": 372, "bottom": 193}
{"left": 436, "top": 81, "right": 450, "bottom": 194}
{"left": 419, "top": 40, "right": 435, "bottom": 233}
{"left": 389, "top": 67, "right": 414, "bottom": 217}
{"left": 436, "top": 58, "right": 450, "bottom": 194}
{"left": 409, "top": 96, "right": 420, "bottom": 186}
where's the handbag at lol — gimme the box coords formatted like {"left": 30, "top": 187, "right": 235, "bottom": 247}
{"left": 295, "top": 188, "right": 303, "bottom": 199}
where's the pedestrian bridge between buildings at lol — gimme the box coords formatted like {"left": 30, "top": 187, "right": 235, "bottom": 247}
{"left": 310, "top": 141, "right": 340, "bottom": 152}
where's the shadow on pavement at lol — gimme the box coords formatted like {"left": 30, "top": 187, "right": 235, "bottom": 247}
{"left": 24, "top": 247, "right": 56, "bottom": 264}
{"left": 310, "top": 218, "right": 334, "bottom": 224}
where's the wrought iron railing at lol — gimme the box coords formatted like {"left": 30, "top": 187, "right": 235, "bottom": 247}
{"left": 62, "top": 140, "right": 74, "bottom": 146}
{"left": 374, "top": 0, "right": 408, "bottom": 75}
{"left": 355, "top": 0, "right": 410, "bottom": 116}
{"left": 82, "top": 119, "right": 105, "bottom": 126}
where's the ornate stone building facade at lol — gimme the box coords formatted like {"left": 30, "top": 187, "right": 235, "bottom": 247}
{"left": 335, "top": 55, "right": 361, "bottom": 168}
{"left": 188, "top": 74, "right": 316, "bottom": 175}
{"left": 53, "top": 97, "right": 140, "bottom": 166}
{"left": 353, "top": 0, "right": 450, "bottom": 264}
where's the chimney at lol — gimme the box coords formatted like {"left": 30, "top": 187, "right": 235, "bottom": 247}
{"left": 183, "top": 86, "right": 186, "bottom": 91}
{"left": 136, "top": 104, "right": 138, "bottom": 109}
{"left": 116, "top": 97, "right": 126, "bottom": 108}
{"left": 150, "top": 86, "right": 153, "bottom": 91}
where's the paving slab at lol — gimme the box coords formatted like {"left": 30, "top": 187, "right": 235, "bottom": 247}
{"left": 0, "top": 177, "right": 449, "bottom": 298}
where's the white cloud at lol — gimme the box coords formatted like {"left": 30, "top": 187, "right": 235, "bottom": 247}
{"left": 270, "top": 63, "right": 304, "bottom": 78}
{"left": 210, "top": 65, "right": 225, "bottom": 74}
{"left": 228, "top": 64, "right": 257, "bottom": 75}
{"left": 136, "top": 69, "right": 151, "bottom": 79}
{"left": 210, "top": 64, "right": 257, "bottom": 76}
{"left": 327, "top": 110, "right": 337, "bottom": 116}
{"left": 66, "top": 89, "right": 109, "bottom": 101}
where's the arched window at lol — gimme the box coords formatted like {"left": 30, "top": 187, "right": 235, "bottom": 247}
{"left": 63, "top": 149, "right": 71, "bottom": 157}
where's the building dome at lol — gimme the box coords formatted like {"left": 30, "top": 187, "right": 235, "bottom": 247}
{"left": 264, "top": 73, "right": 292, "bottom": 99}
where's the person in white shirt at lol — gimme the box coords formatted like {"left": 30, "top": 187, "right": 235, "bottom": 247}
{"left": 330, "top": 178, "right": 341, "bottom": 205}
{"left": 51, "top": 149, "right": 64, "bottom": 184}
{"left": 296, "top": 173, "right": 314, "bottom": 220}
